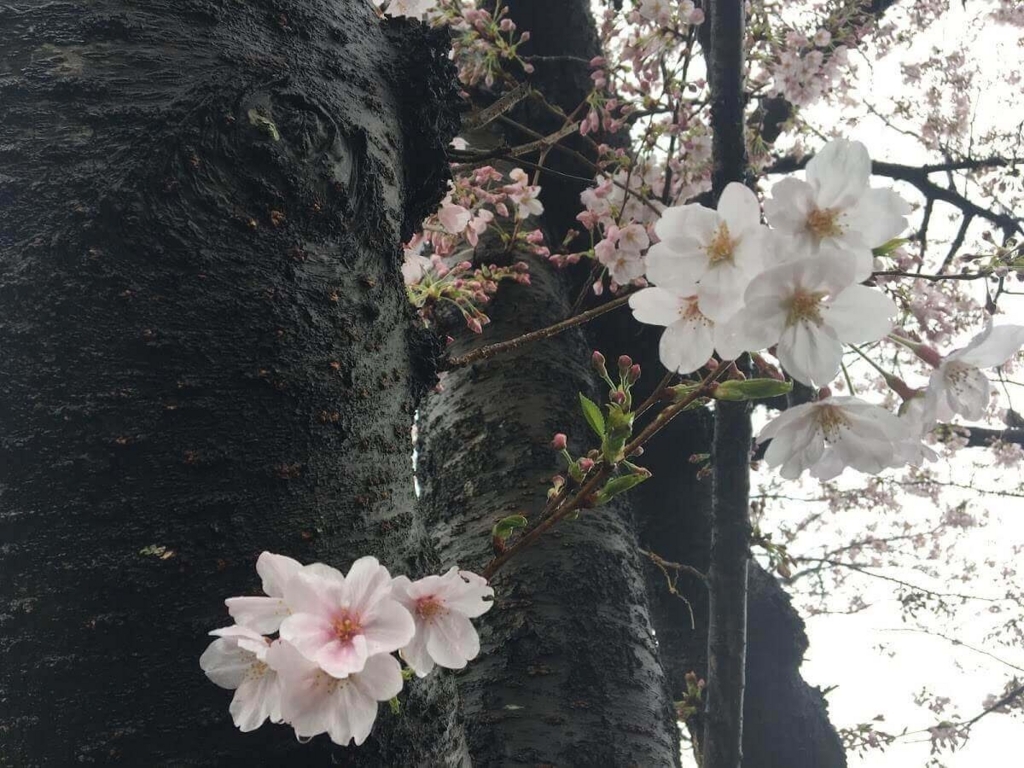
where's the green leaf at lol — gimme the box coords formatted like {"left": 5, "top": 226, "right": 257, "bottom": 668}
{"left": 595, "top": 472, "right": 650, "bottom": 505}
{"left": 388, "top": 697, "right": 401, "bottom": 715}
{"left": 872, "top": 237, "right": 908, "bottom": 257}
{"left": 579, "top": 393, "right": 605, "bottom": 437}
{"left": 713, "top": 378, "right": 793, "bottom": 402}
{"left": 491, "top": 514, "right": 528, "bottom": 542}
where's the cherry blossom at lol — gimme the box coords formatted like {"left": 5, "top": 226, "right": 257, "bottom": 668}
{"left": 225, "top": 552, "right": 304, "bottom": 634}
{"left": 504, "top": 168, "right": 544, "bottom": 219}
{"left": 629, "top": 283, "right": 723, "bottom": 374}
{"left": 717, "top": 257, "right": 897, "bottom": 386}
{"left": 763, "top": 139, "right": 909, "bottom": 280}
{"left": 266, "top": 641, "right": 403, "bottom": 746}
{"left": 391, "top": 567, "right": 494, "bottom": 677}
{"left": 200, "top": 625, "right": 282, "bottom": 733}
{"left": 645, "top": 182, "right": 765, "bottom": 321}
{"left": 758, "top": 396, "right": 908, "bottom": 480}
{"left": 923, "top": 323, "right": 1024, "bottom": 422}
{"left": 278, "top": 556, "right": 415, "bottom": 679}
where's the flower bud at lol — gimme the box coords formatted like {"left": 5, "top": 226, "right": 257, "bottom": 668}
{"left": 577, "top": 457, "right": 595, "bottom": 473}
{"left": 467, "top": 317, "right": 483, "bottom": 334}
{"left": 551, "top": 433, "right": 568, "bottom": 451}
{"left": 610, "top": 390, "right": 626, "bottom": 405}
{"left": 592, "top": 350, "right": 607, "bottom": 374}
{"left": 627, "top": 364, "right": 641, "bottom": 384}
{"left": 617, "top": 355, "right": 632, "bottom": 375}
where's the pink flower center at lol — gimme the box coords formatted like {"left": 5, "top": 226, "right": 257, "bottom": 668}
{"left": 806, "top": 207, "right": 842, "bottom": 239}
{"left": 332, "top": 613, "right": 363, "bottom": 643}
{"left": 415, "top": 596, "right": 445, "bottom": 620}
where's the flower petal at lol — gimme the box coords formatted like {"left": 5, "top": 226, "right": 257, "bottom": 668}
{"left": 824, "top": 285, "right": 896, "bottom": 344}
{"left": 717, "top": 182, "right": 762, "bottom": 235}
{"left": 225, "top": 596, "right": 290, "bottom": 635}
{"left": 806, "top": 139, "right": 871, "bottom": 210}
{"left": 630, "top": 287, "right": 684, "bottom": 327}
{"left": 777, "top": 321, "right": 842, "bottom": 386}
{"left": 659, "top": 317, "right": 715, "bottom": 374}
{"left": 362, "top": 600, "right": 416, "bottom": 656}
{"left": 255, "top": 552, "right": 304, "bottom": 597}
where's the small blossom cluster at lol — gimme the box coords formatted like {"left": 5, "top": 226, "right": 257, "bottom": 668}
{"left": 626, "top": 138, "right": 1024, "bottom": 480}
{"left": 406, "top": 165, "right": 546, "bottom": 260}
{"left": 200, "top": 553, "right": 492, "bottom": 746}
{"left": 404, "top": 255, "right": 530, "bottom": 334}
{"left": 429, "top": 1, "right": 534, "bottom": 87}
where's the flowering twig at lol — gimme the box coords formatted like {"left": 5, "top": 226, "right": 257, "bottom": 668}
{"left": 482, "top": 365, "right": 729, "bottom": 579}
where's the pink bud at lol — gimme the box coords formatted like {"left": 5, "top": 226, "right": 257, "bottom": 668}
{"left": 592, "top": 350, "right": 606, "bottom": 370}
{"left": 551, "top": 433, "right": 568, "bottom": 451}
{"left": 467, "top": 317, "right": 483, "bottom": 334}
{"left": 617, "top": 355, "right": 632, "bottom": 374}
{"left": 610, "top": 390, "right": 626, "bottom": 405}
{"left": 578, "top": 458, "right": 595, "bottom": 473}
{"left": 519, "top": 31, "right": 530, "bottom": 42}
{"left": 627, "top": 364, "right": 641, "bottom": 384}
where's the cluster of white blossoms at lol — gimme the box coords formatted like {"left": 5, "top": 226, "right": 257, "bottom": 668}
{"left": 630, "top": 139, "right": 1024, "bottom": 480}
{"left": 200, "top": 553, "right": 492, "bottom": 746}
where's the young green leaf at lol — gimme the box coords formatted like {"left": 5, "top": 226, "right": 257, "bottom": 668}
{"left": 491, "top": 514, "right": 529, "bottom": 542}
{"left": 579, "top": 392, "right": 606, "bottom": 437}
{"left": 595, "top": 472, "right": 650, "bottom": 505}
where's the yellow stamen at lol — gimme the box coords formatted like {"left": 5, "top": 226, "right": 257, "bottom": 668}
{"left": 785, "top": 290, "right": 826, "bottom": 327}
{"left": 814, "top": 404, "right": 850, "bottom": 442}
{"left": 705, "top": 223, "right": 737, "bottom": 264}
{"left": 806, "top": 207, "right": 842, "bottom": 239}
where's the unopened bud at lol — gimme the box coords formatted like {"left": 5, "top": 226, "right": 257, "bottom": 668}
{"left": 617, "top": 355, "right": 632, "bottom": 375}
{"left": 578, "top": 457, "right": 595, "bottom": 473}
{"left": 467, "top": 317, "right": 483, "bottom": 334}
{"left": 592, "top": 350, "right": 607, "bottom": 375}
{"left": 817, "top": 386, "right": 832, "bottom": 400}
{"left": 610, "top": 390, "right": 626, "bottom": 405}
{"left": 551, "top": 433, "right": 568, "bottom": 451}
{"left": 627, "top": 363, "right": 641, "bottom": 384}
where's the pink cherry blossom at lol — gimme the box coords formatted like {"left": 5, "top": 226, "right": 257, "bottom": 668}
{"left": 629, "top": 283, "right": 723, "bottom": 375}
{"left": 266, "top": 641, "right": 403, "bottom": 746}
{"left": 200, "top": 625, "right": 283, "bottom": 733}
{"left": 225, "top": 552, "right": 304, "bottom": 634}
{"left": 278, "top": 556, "right": 415, "bottom": 678}
{"left": 391, "top": 567, "right": 494, "bottom": 677}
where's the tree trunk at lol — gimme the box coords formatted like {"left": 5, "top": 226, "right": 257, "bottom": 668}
{"left": 630, "top": 412, "right": 848, "bottom": 768}
{"left": 0, "top": 1, "right": 461, "bottom": 764}
{"left": 416, "top": 252, "right": 682, "bottom": 767}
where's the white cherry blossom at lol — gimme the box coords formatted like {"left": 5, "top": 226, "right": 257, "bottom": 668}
{"left": 629, "top": 284, "right": 723, "bottom": 374}
{"left": 758, "top": 396, "right": 907, "bottom": 480}
{"left": 646, "top": 182, "right": 766, "bottom": 321}
{"left": 924, "top": 323, "right": 1024, "bottom": 422}
{"left": 764, "top": 139, "right": 909, "bottom": 280}
{"left": 278, "top": 556, "right": 415, "bottom": 679}
{"left": 717, "top": 256, "right": 897, "bottom": 386}
{"left": 200, "top": 625, "right": 283, "bottom": 733}
{"left": 266, "top": 641, "right": 403, "bottom": 746}
{"left": 392, "top": 567, "right": 494, "bottom": 677}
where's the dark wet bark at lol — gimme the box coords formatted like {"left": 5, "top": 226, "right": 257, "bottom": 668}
{"left": 703, "top": 1, "right": 752, "bottom": 766}
{"left": 0, "top": 1, "right": 461, "bottom": 765}
{"left": 416, "top": 252, "right": 681, "bottom": 768}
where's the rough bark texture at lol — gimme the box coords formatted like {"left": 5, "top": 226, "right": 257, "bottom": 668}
{"left": 0, "top": 1, "right": 462, "bottom": 765}
{"left": 416, "top": 253, "right": 681, "bottom": 768}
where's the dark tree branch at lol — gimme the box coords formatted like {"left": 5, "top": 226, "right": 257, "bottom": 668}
{"left": 704, "top": 1, "right": 753, "bottom": 767}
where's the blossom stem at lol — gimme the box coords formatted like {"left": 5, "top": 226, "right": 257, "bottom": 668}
{"left": 481, "top": 365, "right": 729, "bottom": 579}
{"left": 839, "top": 359, "right": 856, "bottom": 395}
{"left": 445, "top": 294, "right": 632, "bottom": 369}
